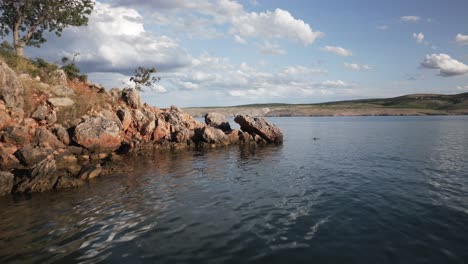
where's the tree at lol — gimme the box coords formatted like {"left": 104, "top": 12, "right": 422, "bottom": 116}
{"left": 0, "top": 0, "right": 94, "bottom": 57}
{"left": 130, "top": 67, "right": 161, "bottom": 91}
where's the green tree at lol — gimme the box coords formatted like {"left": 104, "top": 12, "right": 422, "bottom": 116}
{"left": 130, "top": 67, "right": 161, "bottom": 91}
{"left": 0, "top": 0, "right": 94, "bottom": 57}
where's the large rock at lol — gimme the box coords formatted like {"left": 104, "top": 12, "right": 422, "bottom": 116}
{"left": 48, "top": 69, "right": 68, "bottom": 86}
{"left": 122, "top": 88, "right": 142, "bottom": 109}
{"left": 117, "top": 108, "right": 132, "bottom": 131}
{"left": 234, "top": 115, "right": 283, "bottom": 144}
{"left": 1, "top": 125, "right": 31, "bottom": 145}
{"left": 197, "top": 127, "right": 229, "bottom": 145}
{"left": 47, "top": 97, "right": 75, "bottom": 107}
{"left": 73, "top": 115, "right": 122, "bottom": 152}
{"left": 51, "top": 85, "right": 75, "bottom": 96}
{"left": 15, "top": 155, "right": 58, "bottom": 193}
{"left": 34, "top": 127, "right": 65, "bottom": 149}
{"left": 15, "top": 144, "right": 53, "bottom": 167}
{"left": 0, "top": 60, "right": 24, "bottom": 108}
{"left": 0, "top": 171, "right": 14, "bottom": 196}
{"left": 0, "top": 144, "right": 20, "bottom": 170}
{"left": 205, "top": 112, "right": 231, "bottom": 132}
{"left": 32, "top": 105, "right": 56, "bottom": 124}
{"left": 52, "top": 124, "right": 70, "bottom": 145}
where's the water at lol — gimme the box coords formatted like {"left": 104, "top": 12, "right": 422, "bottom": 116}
{"left": 1, "top": 116, "right": 468, "bottom": 264}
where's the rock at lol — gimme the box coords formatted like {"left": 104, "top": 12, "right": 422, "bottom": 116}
{"left": 0, "top": 60, "right": 24, "bottom": 108}
{"left": 197, "top": 127, "right": 230, "bottom": 145}
{"left": 141, "top": 120, "right": 156, "bottom": 136}
{"left": 152, "top": 120, "right": 170, "bottom": 142}
{"left": 51, "top": 85, "right": 75, "bottom": 97}
{"left": 0, "top": 144, "right": 20, "bottom": 170}
{"left": 15, "top": 155, "right": 57, "bottom": 193}
{"left": 79, "top": 164, "right": 102, "bottom": 180}
{"left": 15, "top": 144, "right": 53, "bottom": 167}
{"left": 9, "top": 107, "right": 24, "bottom": 121}
{"left": 172, "top": 129, "right": 194, "bottom": 144}
{"left": 117, "top": 108, "right": 132, "bottom": 131}
{"left": 68, "top": 146, "right": 85, "bottom": 155}
{"left": 1, "top": 125, "right": 31, "bottom": 145}
{"left": 205, "top": 112, "right": 231, "bottom": 132}
{"left": 55, "top": 175, "right": 84, "bottom": 189}
{"left": 34, "top": 127, "right": 65, "bottom": 149}
{"left": 73, "top": 115, "right": 122, "bottom": 152}
{"left": 52, "top": 124, "right": 70, "bottom": 145}
{"left": 0, "top": 108, "right": 13, "bottom": 130}
{"left": 47, "top": 97, "right": 75, "bottom": 107}
{"left": 122, "top": 88, "right": 142, "bottom": 109}
{"left": 226, "top": 129, "right": 241, "bottom": 144}
{"left": 31, "top": 105, "right": 56, "bottom": 124}
{"left": 234, "top": 115, "right": 283, "bottom": 144}
{"left": 49, "top": 69, "right": 68, "bottom": 86}
{"left": 0, "top": 171, "right": 14, "bottom": 196}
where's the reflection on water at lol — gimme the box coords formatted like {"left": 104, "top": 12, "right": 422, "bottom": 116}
{"left": 1, "top": 116, "right": 468, "bottom": 263}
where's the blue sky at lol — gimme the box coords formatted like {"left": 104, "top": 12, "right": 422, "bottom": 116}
{"left": 20, "top": 0, "right": 468, "bottom": 107}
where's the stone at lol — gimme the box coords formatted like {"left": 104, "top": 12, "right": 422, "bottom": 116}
{"left": 141, "top": 120, "right": 156, "bottom": 136}
{"left": 73, "top": 115, "right": 122, "bottom": 152}
{"left": 49, "top": 69, "right": 68, "bottom": 86}
{"left": 55, "top": 175, "right": 84, "bottom": 189}
{"left": 205, "top": 112, "right": 231, "bottom": 132}
{"left": 0, "top": 60, "right": 24, "bottom": 108}
{"left": 0, "top": 144, "right": 20, "bottom": 170}
{"left": 51, "top": 85, "right": 75, "bottom": 97}
{"left": 117, "top": 108, "right": 132, "bottom": 131}
{"left": 226, "top": 129, "right": 241, "bottom": 144}
{"left": 2, "top": 125, "right": 31, "bottom": 145}
{"left": 32, "top": 105, "right": 49, "bottom": 121}
{"left": 0, "top": 171, "right": 14, "bottom": 196}
{"left": 234, "top": 115, "right": 283, "bottom": 144}
{"left": 15, "top": 155, "right": 57, "bottom": 193}
{"left": 47, "top": 97, "right": 75, "bottom": 107}
{"left": 0, "top": 108, "right": 13, "bottom": 130}
{"left": 79, "top": 164, "right": 102, "bottom": 180}
{"left": 52, "top": 124, "right": 70, "bottom": 145}
{"left": 9, "top": 107, "right": 24, "bottom": 121}
{"left": 15, "top": 144, "right": 53, "bottom": 167}
{"left": 152, "top": 120, "right": 170, "bottom": 142}
{"left": 34, "top": 127, "right": 66, "bottom": 149}
{"left": 122, "top": 88, "right": 142, "bottom": 109}
{"left": 197, "top": 127, "right": 230, "bottom": 145}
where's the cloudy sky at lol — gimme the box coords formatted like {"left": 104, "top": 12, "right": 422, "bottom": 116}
{"left": 21, "top": 0, "right": 468, "bottom": 107}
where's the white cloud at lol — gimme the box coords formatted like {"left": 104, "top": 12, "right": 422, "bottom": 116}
{"left": 257, "top": 41, "right": 287, "bottom": 55}
{"left": 321, "top": 46, "right": 353, "bottom": 57}
{"left": 420, "top": 53, "right": 468, "bottom": 77}
{"left": 455, "top": 34, "right": 468, "bottom": 45}
{"left": 413, "top": 32, "right": 424, "bottom": 43}
{"left": 27, "top": 2, "right": 192, "bottom": 73}
{"left": 234, "top": 34, "right": 247, "bottom": 44}
{"left": 377, "top": 25, "right": 388, "bottom": 31}
{"left": 280, "top": 66, "right": 328, "bottom": 76}
{"left": 318, "top": 80, "right": 353, "bottom": 88}
{"left": 401, "top": 16, "right": 421, "bottom": 22}
{"left": 344, "top": 63, "right": 371, "bottom": 71}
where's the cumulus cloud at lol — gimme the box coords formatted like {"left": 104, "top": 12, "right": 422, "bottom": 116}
{"left": 420, "top": 54, "right": 468, "bottom": 77}
{"left": 401, "top": 16, "right": 421, "bottom": 22}
{"left": 321, "top": 46, "right": 353, "bottom": 57}
{"left": 376, "top": 25, "right": 388, "bottom": 31}
{"left": 455, "top": 34, "right": 468, "bottom": 45}
{"left": 27, "top": 2, "right": 191, "bottom": 73}
{"left": 257, "top": 41, "right": 287, "bottom": 55}
{"left": 317, "top": 80, "right": 353, "bottom": 88}
{"left": 413, "top": 32, "right": 424, "bottom": 43}
{"left": 344, "top": 63, "right": 371, "bottom": 71}
{"left": 234, "top": 35, "right": 247, "bottom": 44}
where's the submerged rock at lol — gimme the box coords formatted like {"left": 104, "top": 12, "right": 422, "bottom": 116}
{"left": 234, "top": 115, "right": 283, "bottom": 144}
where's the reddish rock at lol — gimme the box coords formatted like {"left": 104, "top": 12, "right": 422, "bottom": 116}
{"left": 152, "top": 120, "right": 170, "bottom": 142}
{"left": 198, "top": 127, "right": 230, "bottom": 145}
{"left": 0, "top": 144, "right": 19, "bottom": 170}
{"left": 234, "top": 115, "right": 283, "bottom": 144}
{"left": 117, "top": 108, "right": 132, "bottom": 131}
{"left": 227, "top": 129, "right": 241, "bottom": 144}
{"left": 73, "top": 115, "right": 122, "bottom": 152}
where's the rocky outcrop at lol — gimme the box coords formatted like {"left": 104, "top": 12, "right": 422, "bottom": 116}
{"left": 0, "top": 60, "right": 24, "bottom": 108}
{"left": 205, "top": 112, "right": 231, "bottom": 132}
{"left": 234, "top": 115, "right": 283, "bottom": 144}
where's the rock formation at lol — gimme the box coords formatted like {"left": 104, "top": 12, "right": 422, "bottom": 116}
{"left": 0, "top": 59, "right": 283, "bottom": 196}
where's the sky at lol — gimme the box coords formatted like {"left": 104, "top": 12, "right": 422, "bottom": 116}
{"left": 18, "top": 0, "right": 468, "bottom": 107}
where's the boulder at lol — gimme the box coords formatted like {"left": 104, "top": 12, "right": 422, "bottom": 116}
{"left": 0, "top": 144, "right": 20, "bottom": 170}
{"left": 205, "top": 112, "right": 231, "bottom": 132}
{"left": 0, "top": 171, "right": 14, "bottom": 196}
{"left": 79, "top": 164, "right": 102, "bottom": 180}
{"left": 55, "top": 175, "right": 84, "bottom": 189}
{"left": 15, "top": 155, "right": 58, "bottom": 193}
{"left": 15, "top": 144, "right": 53, "bottom": 167}
{"left": 52, "top": 124, "right": 70, "bottom": 145}
{"left": 0, "top": 108, "right": 13, "bottom": 130}
{"left": 0, "top": 60, "right": 24, "bottom": 108}
{"left": 34, "top": 127, "right": 66, "bottom": 149}
{"left": 117, "top": 108, "right": 132, "bottom": 131}
{"left": 1, "top": 125, "right": 31, "bottom": 145}
{"left": 51, "top": 85, "right": 75, "bottom": 97}
{"left": 73, "top": 115, "right": 122, "bottom": 152}
{"left": 49, "top": 69, "right": 68, "bottom": 86}
{"left": 9, "top": 107, "right": 24, "bottom": 121}
{"left": 234, "top": 115, "right": 283, "bottom": 144}
{"left": 152, "top": 119, "right": 171, "bottom": 142}
{"left": 32, "top": 105, "right": 56, "bottom": 124}
{"left": 122, "top": 88, "right": 142, "bottom": 109}
{"left": 47, "top": 97, "right": 75, "bottom": 107}
{"left": 197, "top": 127, "right": 230, "bottom": 145}
{"left": 226, "top": 129, "right": 241, "bottom": 144}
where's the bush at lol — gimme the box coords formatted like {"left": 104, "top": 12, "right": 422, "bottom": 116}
{"left": 61, "top": 63, "right": 86, "bottom": 81}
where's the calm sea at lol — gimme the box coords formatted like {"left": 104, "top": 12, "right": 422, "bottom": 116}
{"left": 1, "top": 116, "right": 467, "bottom": 263}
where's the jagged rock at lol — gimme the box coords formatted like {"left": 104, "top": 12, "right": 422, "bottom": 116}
{"left": 0, "top": 144, "right": 20, "bottom": 170}
{"left": 15, "top": 155, "right": 57, "bottom": 193}
{"left": 197, "top": 127, "right": 230, "bottom": 145}
{"left": 15, "top": 144, "right": 53, "bottom": 167}
{"left": 51, "top": 85, "right": 75, "bottom": 97}
{"left": 0, "top": 171, "right": 14, "bottom": 196}
{"left": 205, "top": 112, "right": 231, "bottom": 132}
{"left": 48, "top": 97, "right": 75, "bottom": 107}
{"left": 226, "top": 129, "right": 241, "bottom": 144}
{"left": 234, "top": 115, "right": 283, "bottom": 144}
{"left": 1, "top": 125, "right": 31, "bottom": 145}
{"left": 52, "top": 124, "right": 70, "bottom": 145}
{"left": 152, "top": 119, "right": 170, "bottom": 142}
{"left": 0, "top": 60, "right": 24, "bottom": 108}
{"left": 122, "top": 88, "right": 142, "bottom": 109}
{"left": 49, "top": 69, "right": 68, "bottom": 86}
{"left": 117, "top": 108, "right": 132, "bottom": 131}
{"left": 74, "top": 115, "right": 122, "bottom": 152}
{"left": 34, "top": 127, "right": 65, "bottom": 149}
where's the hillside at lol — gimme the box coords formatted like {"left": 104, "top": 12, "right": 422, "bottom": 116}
{"left": 183, "top": 93, "right": 468, "bottom": 117}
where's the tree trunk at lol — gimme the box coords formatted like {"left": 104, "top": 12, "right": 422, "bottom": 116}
{"left": 15, "top": 45, "right": 24, "bottom": 57}
{"left": 12, "top": 27, "right": 24, "bottom": 57}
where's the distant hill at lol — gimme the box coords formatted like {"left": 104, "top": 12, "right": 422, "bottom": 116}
{"left": 183, "top": 93, "right": 468, "bottom": 117}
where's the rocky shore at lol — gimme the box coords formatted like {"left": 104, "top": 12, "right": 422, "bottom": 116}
{"left": 0, "top": 60, "right": 283, "bottom": 196}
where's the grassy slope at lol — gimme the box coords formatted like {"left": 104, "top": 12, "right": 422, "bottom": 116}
{"left": 183, "top": 93, "right": 468, "bottom": 117}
